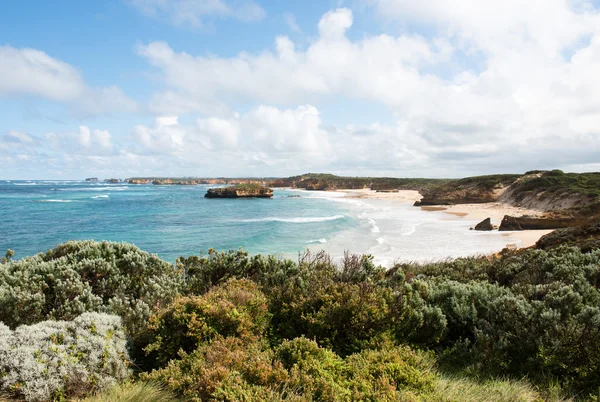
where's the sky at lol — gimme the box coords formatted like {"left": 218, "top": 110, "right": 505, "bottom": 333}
{"left": 1, "top": 0, "right": 600, "bottom": 179}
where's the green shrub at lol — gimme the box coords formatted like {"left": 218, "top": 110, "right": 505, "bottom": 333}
{"left": 0, "top": 241, "right": 183, "bottom": 338}
{"left": 142, "top": 337, "right": 288, "bottom": 402}
{"left": 81, "top": 382, "right": 181, "bottom": 402}
{"left": 0, "top": 313, "right": 131, "bottom": 402}
{"left": 145, "top": 279, "right": 270, "bottom": 367}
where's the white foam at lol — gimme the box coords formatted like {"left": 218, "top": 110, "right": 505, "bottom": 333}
{"left": 14, "top": 182, "right": 37, "bottom": 186}
{"left": 368, "top": 218, "right": 380, "bottom": 233}
{"left": 242, "top": 215, "right": 345, "bottom": 223}
{"left": 401, "top": 223, "right": 423, "bottom": 236}
{"left": 306, "top": 238, "right": 327, "bottom": 244}
{"left": 34, "top": 199, "right": 73, "bottom": 203}
{"left": 91, "top": 195, "right": 109, "bottom": 199}
{"left": 60, "top": 186, "right": 128, "bottom": 191}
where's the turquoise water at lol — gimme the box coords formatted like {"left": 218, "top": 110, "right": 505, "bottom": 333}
{"left": 0, "top": 181, "right": 354, "bottom": 261}
{"left": 0, "top": 180, "right": 527, "bottom": 265}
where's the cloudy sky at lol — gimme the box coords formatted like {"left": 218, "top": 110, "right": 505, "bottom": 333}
{"left": 1, "top": 0, "right": 600, "bottom": 179}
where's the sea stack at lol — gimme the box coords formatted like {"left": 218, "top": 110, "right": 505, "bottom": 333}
{"left": 474, "top": 217, "right": 494, "bottom": 231}
{"left": 205, "top": 184, "right": 274, "bottom": 198}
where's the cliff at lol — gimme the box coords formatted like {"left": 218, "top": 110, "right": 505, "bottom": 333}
{"left": 268, "top": 173, "right": 445, "bottom": 192}
{"left": 205, "top": 184, "right": 274, "bottom": 199}
{"left": 414, "top": 174, "right": 522, "bottom": 206}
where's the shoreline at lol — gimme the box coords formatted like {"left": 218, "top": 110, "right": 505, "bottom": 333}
{"left": 334, "top": 188, "right": 553, "bottom": 249}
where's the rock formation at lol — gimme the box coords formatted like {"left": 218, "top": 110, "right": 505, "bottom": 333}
{"left": 499, "top": 215, "right": 581, "bottom": 231}
{"left": 127, "top": 179, "right": 151, "bottom": 184}
{"left": 85, "top": 177, "right": 99, "bottom": 182}
{"left": 474, "top": 218, "right": 494, "bottom": 231}
{"left": 205, "top": 184, "right": 274, "bottom": 198}
{"left": 499, "top": 215, "right": 523, "bottom": 231}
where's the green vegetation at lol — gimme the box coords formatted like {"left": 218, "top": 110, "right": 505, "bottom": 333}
{"left": 79, "top": 382, "right": 180, "bottom": 402}
{"left": 268, "top": 173, "right": 449, "bottom": 191}
{"left": 507, "top": 170, "right": 600, "bottom": 201}
{"left": 417, "top": 173, "right": 523, "bottom": 204}
{"left": 3, "top": 239, "right": 600, "bottom": 400}
{"left": 231, "top": 182, "right": 268, "bottom": 191}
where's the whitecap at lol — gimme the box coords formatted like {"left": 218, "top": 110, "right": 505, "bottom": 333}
{"left": 401, "top": 223, "right": 423, "bottom": 236}
{"left": 33, "top": 199, "right": 73, "bottom": 203}
{"left": 306, "top": 238, "right": 327, "bottom": 244}
{"left": 59, "top": 186, "right": 128, "bottom": 191}
{"left": 368, "top": 218, "right": 380, "bottom": 233}
{"left": 241, "top": 215, "right": 345, "bottom": 223}
{"left": 91, "top": 195, "right": 109, "bottom": 199}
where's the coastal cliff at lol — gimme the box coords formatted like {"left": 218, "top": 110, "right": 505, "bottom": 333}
{"left": 205, "top": 184, "right": 274, "bottom": 198}
{"left": 268, "top": 173, "right": 444, "bottom": 191}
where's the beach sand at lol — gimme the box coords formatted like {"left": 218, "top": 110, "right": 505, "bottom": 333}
{"left": 344, "top": 189, "right": 553, "bottom": 249}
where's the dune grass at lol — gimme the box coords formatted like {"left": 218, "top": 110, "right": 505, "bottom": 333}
{"left": 80, "top": 382, "right": 180, "bottom": 402}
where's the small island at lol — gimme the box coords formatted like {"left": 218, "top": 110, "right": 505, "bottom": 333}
{"left": 205, "top": 183, "right": 274, "bottom": 198}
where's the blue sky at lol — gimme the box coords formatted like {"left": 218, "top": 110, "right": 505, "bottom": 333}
{"left": 1, "top": 0, "right": 600, "bottom": 179}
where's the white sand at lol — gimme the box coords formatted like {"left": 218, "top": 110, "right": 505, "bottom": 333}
{"left": 344, "top": 189, "right": 553, "bottom": 249}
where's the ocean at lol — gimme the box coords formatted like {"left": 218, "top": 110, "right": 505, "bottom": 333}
{"left": 0, "top": 180, "right": 522, "bottom": 265}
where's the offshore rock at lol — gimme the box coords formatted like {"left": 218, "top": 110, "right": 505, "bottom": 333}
{"left": 205, "top": 184, "right": 274, "bottom": 199}
{"left": 474, "top": 218, "right": 494, "bottom": 231}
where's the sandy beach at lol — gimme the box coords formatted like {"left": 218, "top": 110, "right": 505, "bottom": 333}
{"left": 344, "top": 189, "right": 553, "bottom": 249}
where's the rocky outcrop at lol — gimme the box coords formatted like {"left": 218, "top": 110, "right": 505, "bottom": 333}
{"left": 85, "top": 177, "right": 99, "bottom": 182}
{"left": 499, "top": 215, "right": 581, "bottom": 231}
{"left": 205, "top": 185, "right": 273, "bottom": 198}
{"left": 536, "top": 219, "right": 600, "bottom": 252}
{"left": 127, "top": 179, "right": 151, "bottom": 184}
{"left": 104, "top": 178, "right": 121, "bottom": 183}
{"left": 499, "top": 216, "right": 523, "bottom": 231}
{"left": 474, "top": 218, "right": 494, "bottom": 231}
{"left": 152, "top": 179, "right": 200, "bottom": 185}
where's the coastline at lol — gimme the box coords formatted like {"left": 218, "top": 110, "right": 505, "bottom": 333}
{"left": 340, "top": 188, "right": 552, "bottom": 249}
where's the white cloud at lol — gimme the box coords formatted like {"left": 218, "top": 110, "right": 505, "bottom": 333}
{"left": 133, "top": 105, "right": 331, "bottom": 158}
{"left": 76, "top": 126, "right": 113, "bottom": 150}
{"left": 0, "top": 45, "right": 138, "bottom": 116}
{"left": 136, "top": 5, "right": 600, "bottom": 174}
{"left": 127, "top": 0, "right": 266, "bottom": 28}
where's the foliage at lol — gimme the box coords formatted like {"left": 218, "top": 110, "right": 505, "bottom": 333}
{"left": 80, "top": 382, "right": 180, "bottom": 402}
{"left": 0, "top": 313, "right": 130, "bottom": 402}
{"left": 536, "top": 219, "right": 600, "bottom": 252}
{"left": 510, "top": 170, "right": 600, "bottom": 200}
{"left": 0, "top": 241, "right": 183, "bottom": 339}
{"left": 144, "top": 336, "right": 439, "bottom": 402}
{"left": 145, "top": 279, "right": 270, "bottom": 367}
{"left": 267, "top": 173, "right": 448, "bottom": 191}
{"left": 4, "top": 239, "right": 600, "bottom": 400}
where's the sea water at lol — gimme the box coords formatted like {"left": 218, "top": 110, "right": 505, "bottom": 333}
{"left": 0, "top": 180, "right": 523, "bottom": 265}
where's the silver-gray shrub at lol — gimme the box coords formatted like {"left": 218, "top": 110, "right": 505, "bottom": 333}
{"left": 0, "top": 241, "right": 184, "bottom": 337}
{"left": 0, "top": 312, "right": 131, "bottom": 402}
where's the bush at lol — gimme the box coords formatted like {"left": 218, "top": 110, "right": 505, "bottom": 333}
{"left": 145, "top": 279, "right": 270, "bottom": 367}
{"left": 0, "top": 313, "right": 131, "bottom": 402}
{"left": 81, "top": 382, "right": 181, "bottom": 402}
{"left": 0, "top": 241, "right": 183, "bottom": 338}
{"left": 142, "top": 337, "right": 289, "bottom": 402}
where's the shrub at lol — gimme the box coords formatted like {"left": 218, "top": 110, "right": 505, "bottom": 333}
{"left": 0, "top": 313, "right": 131, "bottom": 402}
{"left": 145, "top": 279, "right": 270, "bottom": 367}
{"left": 345, "top": 346, "right": 436, "bottom": 401}
{"left": 276, "top": 337, "right": 349, "bottom": 400}
{"left": 179, "top": 249, "right": 299, "bottom": 295}
{"left": 142, "top": 337, "right": 288, "bottom": 402}
{"left": 81, "top": 382, "right": 181, "bottom": 402}
{"left": 0, "top": 241, "right": 183, "bottom": 338}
